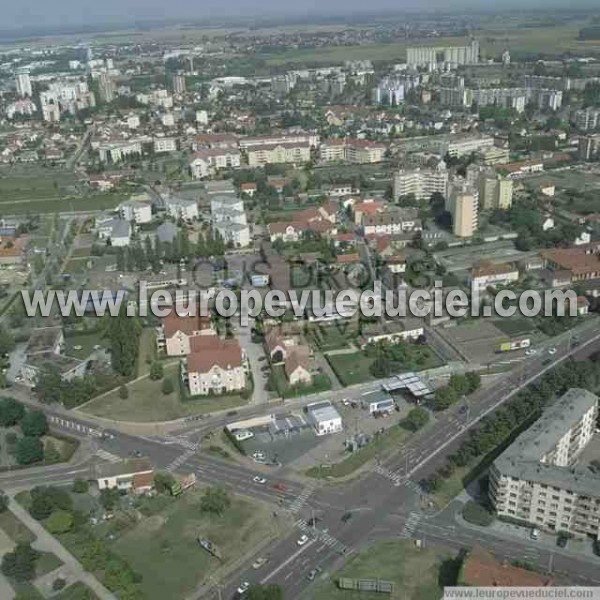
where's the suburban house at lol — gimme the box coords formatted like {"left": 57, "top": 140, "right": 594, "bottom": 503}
{"left": 95, "top": 458, "right": 155, "bottom": 494}
{"left": 285, "top": 346, "right": 312, "bottom": 386}
{"left": 158, "top": 312, "right": 215, "bottom": 356}
{"left": 183, "top": 336, "right": 246, "bottom": 396}
{"left": 468, "top": 262, "right": 520, "bottom": 291}
{"left": 20, "top": 326, "right": 88, "bottom": 386}
{"left": 268, "top": 205, "right": 338, "bottom": 243}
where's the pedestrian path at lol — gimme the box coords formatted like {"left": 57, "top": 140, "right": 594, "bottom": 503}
{"left": 295, "top": 519, "right": 348, "bottom": 554}
{"left": 399, "top": 512, "right": 421, "bottom": 539}
{"left": 288, "top": 484, "right": 315, "bottom": 514}
{"left": 166, "top": 448, "right": 196, "bottom": 473}
{"left": 374, "top": 464, "right": 404, "bottom": 486}
{"left": 95, "top": 449, "right": 121, "bottom": 464}
{"left": 160, "top": 435, "right": 198, "bottom": 451}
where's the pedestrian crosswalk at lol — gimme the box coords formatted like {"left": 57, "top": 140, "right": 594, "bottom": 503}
{"left": 95, "top": 449, "right": 122, "bottom": 464}
{"left": 166, "top": 448, "right": 196, "bottom": 473}
{"left": 374, "top": 464, "right": 404, "bottom": 486}
{"left": 399, "top": 512, "right": 421, "bottom": 539}
{"left": 295, "top": 519, "right": 348, "bottom": 554}
{"left": 161, "top": 436, "right": 199, "bottom": 451}
{"left": 288, "top": 484, "right": 315, "bottom": 514}
{"left": 403, "top": 479, "right": 425, "bottom": 497}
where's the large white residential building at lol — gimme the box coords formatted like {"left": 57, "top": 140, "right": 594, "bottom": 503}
{"left": 189, "top": 149, "right": 241, "bottom": 179}
{"left": 210, "top": 195, "right": 251, "bottom": 247}
{"left": 447, "top": 182, "right": 478, "bottom": 238}
{"left": 98, "top": 140, "right": 142, "bottom": 163}
{"left": 406, "top": 39, "right": 479, "bottom": 68}
{"left": 153, "top": 137, "right": 177, "bottom": 153}
{"left": 490, "top": 389, "right": 600, "bottom": 540}
{"left": 15, "top": 68, "right": 32, "bottom": 97}
{"left": 118, "top": 200, "right": 152, "bottom": 224}
{"left": 164, "top": 195, "right": 199, "bottom": 221}
{"left": 574, "top": 108, "right": 600, "bottom": 131}
{"left": 393, "top": 164, "right": 448, "bottom": 202}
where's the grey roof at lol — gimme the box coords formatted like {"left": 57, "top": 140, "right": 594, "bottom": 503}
{"left": 95, "top": 458, "right": 153, "bottom": 479}
{"left": 165, "top": 195, "right": 196, "bottom": 207}
{"left": 307, "top": 401, "right": 342, "bottom": 423}
{"left": 156, "top": 221, "right": 178, "bottom": 243}
{"left": 110, "top": 220, "right": 130, "bottom": 239}
{"left": 494, "top": 388, "right": 600, "bottom": 497}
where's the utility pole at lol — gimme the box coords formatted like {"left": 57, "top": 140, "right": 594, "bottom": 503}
{"left": 548, "top": 553, "right": 554, "bottom": 574}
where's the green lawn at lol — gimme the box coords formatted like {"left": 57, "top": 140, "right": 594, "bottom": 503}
{"left": 309, "top": 325, "right": 354, "bottom": 351}
{"left": 64, "top": 331, "right": 107, "bottom": 359}
{"left": 310, "top": 540, "right": 458, "bottom": 600}
{"left": 0, "top": 510, "right": 36, "bottom": 543}
{"left": 493, "top": 318, "right": 535, "bottom": 337}
{"left": 54, "top": 582, "right": 98, "bottom": 600}
{"left": 79, "top": 361, "right": 248, "bottom": 422}
{"left": 136, "top": 328, "right": 157, "bottom": 377}
{"left": 0, "top": 193, "right": 124, "bottom": 215}
{"left": 36, "top": 551, "right": 63, "bottom": 577}
{"left": 306, "top": 425, "right": 410, "bottom": 479}
{"left": 112, "top": 488, "right": 277, "bottom": 600}
{"left": 326, "top": 352, "right": 375, "bottom": 386}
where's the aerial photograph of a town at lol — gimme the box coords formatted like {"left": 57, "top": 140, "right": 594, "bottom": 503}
{"left": 3, "top": 0, "right": 600, "bottom": 598}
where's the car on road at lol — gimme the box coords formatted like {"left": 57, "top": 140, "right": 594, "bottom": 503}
{"left": 297, "top": 534, "right": 309, "bottom": 546}
{"left": 236, "top": 581, "right": 250, "bottom": 596}
{"left": 307, "top": 566, "right": 322, "bottom": 581}
{"left": 341, "top": 398, "right": 351, "bottom": 406}
{"left": 253, "top": 476, "right": 267, "bottom": 484}
{"left": 252, "top": 557, "right": 267, "bottom": 569}
{"left": 530, "top": 528, "right": 539, "bottom": 540}
{"left": 252, "top": 451, "right": 266, "bottom": 462}
{"left": 548, "top": 347, "right": 557, "bottom": 355}
{"left": 525, "top": 348, "right": 537, "bottom": 356}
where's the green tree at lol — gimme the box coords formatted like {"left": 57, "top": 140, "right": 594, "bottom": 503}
{"left": 161, "top": 377, "right": 174, "bottom": 395}
{"left": 403, "top": 407, "right": 430, "bottom": 431}
{"left": 150, "top": 361, "right": 164, "bottom": 380}
{"left": 0, "top": 397, "right": 25, "bottom": 427}
{"left": 34, "top": 367, "right": 64, "bottom": 404}
{"left": 20, "top": 410, "right": 47, "bottom": 437}
{"left": 199, "top": 486, "right": 230, "bottom": 516}
{"left": 100, "top": 488, "right": 121, "bottom": 511}
{"left": 1, "top": 542, "right": 38, "bottom": 581}
{"left": 0, "top": 493, "right": 9, "bottom": 513}
{"left": 16, "top": 437, "right": 43, "bottom": 465}
{"left": 46, "top": 510, "right": 74, "bottom": 534}
{"left": 107, "top": 305, "right": 142, "bottom": 377}
{"left": 434, "top": 386, "right": 458, "bottom": 411}
{"left": 0, "top": 327, "right": 15, "bottom": 356}
{"left": 154, "top": 472, "right": 176, "bottom": 494}
{"left": 72, "top": 479, "right": 89, "bottom": 494}
{"left": 118, "top": 385, "right": 129, "bottom": 400}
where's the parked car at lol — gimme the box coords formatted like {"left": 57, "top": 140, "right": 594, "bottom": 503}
{"left": 253, "top": 476, "right": 267, "bottom": 484}
{"left": 530, "top": 528, "right": 539, "bottom": 540}
{"left": 307, "top": 566, "right": 322, "bottom": 581}
{"left": 297, "top": 534, "right": 309, "bottom": 546}
{"left": 557, "top": 532, "right": 569, "bottom": 548}
{"left": 236, "top": 581, "right": 250, "bottom": 596}
{"left": 252, "top": 557, "right": 267, "bottom": 569}
{"left": 548, "top": 347, "right": 557, "bottom": 355}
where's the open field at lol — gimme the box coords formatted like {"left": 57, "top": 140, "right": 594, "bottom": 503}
{"left": 311, "top": 540, "right": 458, "bottom": 600}
{"left": 79, "top": 361, "right": 248, "bottom": 422}
{"left": 326, "top": 352, "right": 375, "bottom": 386}
{"left": 113, "top": 488, "right": 278, "bottom": 600}
{"left": 54, "top": 582, "right": 98, "bottom": 600}
{"left": 0, "top": 509, "right": 36, "bottom": 543}
{"left": 0, "top": 193, "right": 124, "bottom": 215}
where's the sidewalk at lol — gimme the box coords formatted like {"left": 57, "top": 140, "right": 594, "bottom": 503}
{"left": 8, "top": 495, "right": 116, "bottom": 600}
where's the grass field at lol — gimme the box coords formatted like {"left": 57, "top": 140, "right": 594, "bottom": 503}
{"left": 0, "top": 193, "right": 124, "bottom": 215}
{"left": 326, "top": 352, "right": 375, "bottom": 386}
{"left": 0, "top": 509, "right": 36, "bottom": 543}
{"left": 64, "top": 331, "right": 107, "bottom": 358}
{"left": 112, "top": 488, "right": 277, "bottom": 600}
{"left": 311, "top": 540, "right": 458, "bottom": 600}
{"left": 79, "top": 361, "right": 248, "bottom": 422}
{"left": 35, "top": 551, "right": 63, "bottom": 577}
{"left": 493, "top": 318, "right": 535, "bottom": 337}
{"left": 136, "top": 328, "right": 157, "bottom": 377}
{"left": 54, "top": 582, "right": 98, "bottom": 600}
{"left": 306, "top": 425, "right": 409, "bottom": 479}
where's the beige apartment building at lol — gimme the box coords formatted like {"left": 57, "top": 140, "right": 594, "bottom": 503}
{"left": 447, "top": 183, "right": 478, "bottom": 238}
{"left": 478, "top": 171, "right": 513, "bottom": 210}
{"left": 490, "top": 388, "right": 600, "bottom": 539}
{"left": 320, "top": 139, "right": 387, "bottom": 164}
{"left": 246, "top": 141, "right": 311, "bottom": 166}
{"left": 393, "top": 165, "right": 449, "bottom": 202}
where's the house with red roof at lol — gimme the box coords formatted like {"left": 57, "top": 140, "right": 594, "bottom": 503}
{"left": 183, "top": 337, "right": 247, "bottom": 396}
{"left": 158, "top": 312, "right": 215, "bottom": 356}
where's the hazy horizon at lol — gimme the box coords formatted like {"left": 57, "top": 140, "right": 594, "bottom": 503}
{"left": 3, "top": 1, "right": 599, "bottom": 36}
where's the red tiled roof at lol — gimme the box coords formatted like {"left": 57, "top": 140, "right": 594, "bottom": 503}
{"left": 162, "top": 312, "right": 212, "bottom": 339}
{"left": 187, "top": 337, "right": 243, "bottom": 373}
{"left": 132, "top": 471, "right": 154, "bottom": 491}
{"left": 284, "top": 346, "right": 310, "bottom": 378}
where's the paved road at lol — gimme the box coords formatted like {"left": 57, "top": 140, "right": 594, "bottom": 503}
{"left": 2, "top": 323, "right": 600, "bottom": 599}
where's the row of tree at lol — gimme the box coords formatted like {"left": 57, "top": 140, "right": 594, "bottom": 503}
{"left": 433, "top": 373, "right": 482, "bottom": 412}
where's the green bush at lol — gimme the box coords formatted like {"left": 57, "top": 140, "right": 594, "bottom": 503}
{"left": 462, "top": 501, "right": 494, "bottom": 526}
